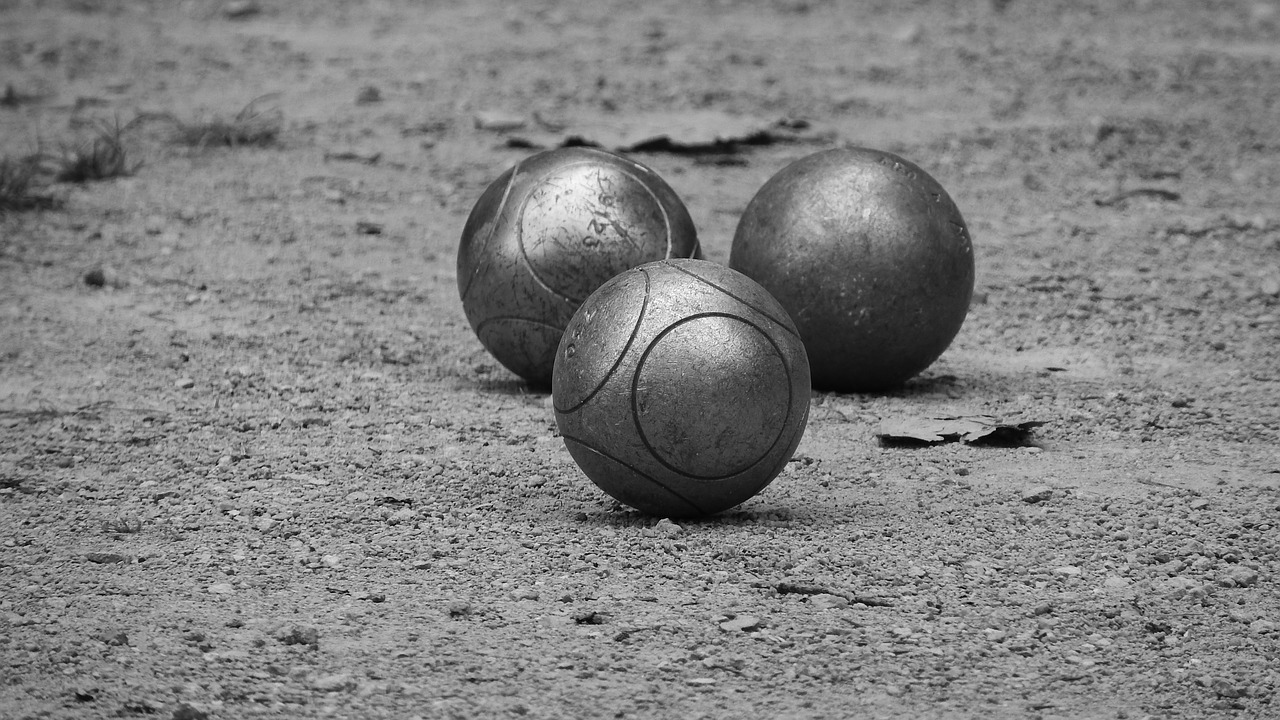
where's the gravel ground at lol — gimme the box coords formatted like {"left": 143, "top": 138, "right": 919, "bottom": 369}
{"left": 1, "top": 1, "right": 1278, "bottom": 719}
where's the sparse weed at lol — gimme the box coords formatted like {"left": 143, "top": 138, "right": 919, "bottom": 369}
{"left": 180, "top": 94, "right": 284, "bottom": 148}
{"left": 102, "top": 515, "right": 144, "bottom": 535}
{"left": 0, "top": 152, "right": 58, "bottom": 213}
{"left": 135, "top": 94, "right": 284, "bottom": 150}
{"left": 54, "top": 117, "right": 142, "bottom": 183}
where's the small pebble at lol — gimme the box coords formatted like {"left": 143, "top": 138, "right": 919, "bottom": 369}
{"left": 85, "top": 552, "right": 129, "bottom": 564}
{"left": 96, "top": 629, "right": 129, "bottom": 646}
{"left": 1219, "top": 567, "right": 1259, "bottom": 588}
{"left": 175, "top": 377, "right": 195, "bottom": 389}
{"left": 310, "top": 673, "right": 355, "bottom": 692}
{"left": 1211, "top": 678, "right": 1245, "bottom": 699}
{"left": 172, "top": 702, "right": 210, "bottom": 720}
{"left": 1022, "top": 486, "right": 1054, "bottom": 504}
{"left": 1178, "top": 539, "right": 1206, "bottom": 557}
{"left": 276, "top": 626, "right": 319, "bottom": 647}
{"left": 1249, "top": 619, "right": 1276, "bottom": 634}
{"left": 1163, "top": 576, "right": 1202, "bottom": 599}
{"left": 388, "top": 507, "right": 418, "bottom": 525}
{"left": 808, "top": 594, "right": 850, "bottom": 610}
{"left": 572, "top": 610, "right": 609, "bottom": 625}
{"left": 474, "top": 111, "right": 526, "bottom": 131}
{"left": 72, "top": 687, "right": 98, "bottom": 702}
{"left": 653, "top": 518, "right": 683, "bottom": 538}
{"left": 718, "top": 615, "right": 762, "bottom": 632}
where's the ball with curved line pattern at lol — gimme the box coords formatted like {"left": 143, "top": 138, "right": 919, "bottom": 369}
{"left": 730, "top": 147, "right": 974, "bottom": 392}
{"left": 553, "top": 258, "right": 810, "bottom": 518}
{"left": 457, "top": 147, "right": 701, "bottom": 386}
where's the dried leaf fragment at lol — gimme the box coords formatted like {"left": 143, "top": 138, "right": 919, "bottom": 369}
{"left": 876, "top": 414, "right": 1045, "bottom": 446}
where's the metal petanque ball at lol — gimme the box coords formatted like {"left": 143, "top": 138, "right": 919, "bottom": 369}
{"left": 552, "top": 258, "right": 811, "bottom": 518}
{"left": 457, "top": 147, "right": 701, "bottom": 387}
{"left": 730, "top": 147, "right": 975, "bottom": 393}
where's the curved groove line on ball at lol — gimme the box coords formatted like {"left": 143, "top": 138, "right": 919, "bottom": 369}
{"left": 665, "top": 262, "right": 799, "bottom": 337}
{"left": 460, "top": 162, "right": 521, "bottom": 302}
{"left": 629, "top": 311, "right": 795, "bottom": 482}
{"left": 473, "top": 314, "right": 565, "bottom": 335}
{"left": 556, "top": 270, "right": 652, "bottom": 415}
{"left": 560, "top": 433, "right": 707, "bottom": 516}
{"left": 514, "top": 162, "right": 611, "bottom": 306}
{"left": 617, "top": 157, "right": 675, "bottom": 257}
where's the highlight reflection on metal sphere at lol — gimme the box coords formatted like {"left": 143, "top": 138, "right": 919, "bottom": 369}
{"left": 553, "top": 259, "right": 810, "bottom": 518}
{"left": 458, "top": 147, "right": 701, "bottom": 386}
{"left": 730, "top": 147, "right": 974, "bottom": 392}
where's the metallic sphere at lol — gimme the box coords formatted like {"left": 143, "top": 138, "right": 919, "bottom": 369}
{"left": 730, "top": 147, "right": 974, "bottom": 392}
{"left": 553, "top": 258, "right": 811, "bottom": 518}
{"left": 458, "top": 147, "right": 701, "bottom": 387}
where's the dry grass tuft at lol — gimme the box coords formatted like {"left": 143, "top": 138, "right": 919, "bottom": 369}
{"left": 180, "top": 95, "right": 284, "bottom": 148}
{"left": 0, "top": 152, "right": 59, "bottom": 213}
{"left": 135, "top": 94, "right": 284, "bottom": 149}
{"left": 54, "top": 118, "right": 142, "bottom": 183}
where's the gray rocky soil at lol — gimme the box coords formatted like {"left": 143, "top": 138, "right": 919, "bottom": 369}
{"left": 1, "top": 1, "right": 1278, "bottom": 718}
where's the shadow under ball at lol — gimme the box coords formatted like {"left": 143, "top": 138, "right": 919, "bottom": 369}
{"left": 458, "top": 147, "right": 701, "bottom": 387}
{"left": 730, "top": 147, "right": 974, "bottom": 393}
{"left": 553, "top": 259, "right": 811, "bottom": 518}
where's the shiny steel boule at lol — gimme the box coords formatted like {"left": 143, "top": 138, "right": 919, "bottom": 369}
{"left": 458, "top": 147, "right": 701, "bottom": 387}
{"left": 730, "top": 147, "right": 975, "bottom": 392}
{"left": 553, "top": 258, "right": 810, "bottom": 518}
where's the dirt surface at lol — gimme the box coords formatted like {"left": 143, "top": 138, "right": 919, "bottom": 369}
{"left": 2, "top": 1, "right": 1280, "bottom": 718}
